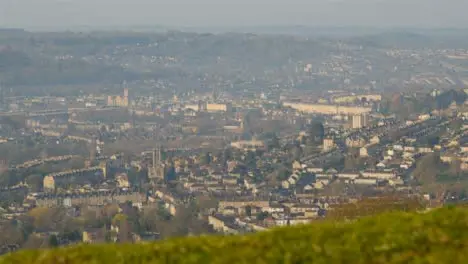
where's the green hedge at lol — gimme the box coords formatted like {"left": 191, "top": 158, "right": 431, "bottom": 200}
{"left": 3, "top": 207, "right": 468, "bottom": 264}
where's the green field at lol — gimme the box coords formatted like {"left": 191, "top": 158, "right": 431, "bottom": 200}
{"left": 2, "top": 207, "right": 468, "bottom": 264}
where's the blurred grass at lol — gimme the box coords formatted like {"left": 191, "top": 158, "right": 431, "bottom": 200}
{"left": 2, "top": 206, "right": 468, "bottom": 264}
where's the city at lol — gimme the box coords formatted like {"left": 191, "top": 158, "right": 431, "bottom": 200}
{"left": 0, "top": 28, "right": 467, "bottom": 256}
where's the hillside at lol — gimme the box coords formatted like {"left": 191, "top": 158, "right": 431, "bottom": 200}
{"left": 2, "top": 207, "right": 468, "bottom": 264}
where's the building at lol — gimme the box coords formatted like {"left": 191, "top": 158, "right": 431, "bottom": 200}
{"left": 82, "top": 229, "right": 106, "bottom": 244}
{"left": 369, "top": 136, "right": 380, "bottom": 145}
{"left": 36, "top": 190, "right": 146, "bottom": 207}
{"left": 186, "top": 101, "right": 231, "bottom": 112}
{"left": 208, "top": 215, "right": 239, "bottom": 234}
{"left": 218, "top": 200, "right": 270, "bottom": 211}
{"left": 205, "top": 103, "right": 232, "bottom": 113}
{"left": 352, "top": 178, "right": 378, "bottom": 185}
{"left": 184, "top": 104, "right": 201, "bottom": 112}
{"left": 323, "top": 138, "right": 335, "bottom": 152}
{"left": 361, "top": 171, "right": 396, "bottom": 180}
{"left": 283, "top": 102, "right": 371, "bottom": 115}
{"left": 230, "top": 139, "right": 265, "bottom": 151}
{"left": 43, "top": 166, "right": 105, "bottom": 192}
{"left": 350, "top": 113, "right": 369, "bottom": 129}
{"left": 346, "top": 137, "right": 366, "bottom": 148}
{"left": 107, "top": 85, "right": 129, "bottom": 107}
{"left": 148, "top": 147, "right": 165, "bottom": 180}
{"left": 116, "top": 173, "right": 130, "bottom": 188}
{"left": 336, "top": 173, "right": 359, "bottom": 180}
{"left": 431, "top": 89, "right": 442, "bottom": 98}
{"left": 332, "top": 94, "right": 382, "bottom": 103}
{"left": 359, "top": 147, "right": 369, "bottom": 157}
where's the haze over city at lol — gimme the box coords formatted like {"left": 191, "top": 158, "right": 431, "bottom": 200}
{"left": 1, "top": 0, "right": 468, "bottom": 30}
{"left": 1, "top": 0, "right": 468, "bottom": 261}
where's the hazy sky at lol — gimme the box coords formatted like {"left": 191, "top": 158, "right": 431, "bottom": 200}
{"left": 1, "top": 0, "right": 467, "bottom": 30}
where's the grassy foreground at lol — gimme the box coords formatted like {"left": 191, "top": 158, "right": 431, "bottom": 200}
{"left": 3, "top": 207, "right": 468, "bottom": 264}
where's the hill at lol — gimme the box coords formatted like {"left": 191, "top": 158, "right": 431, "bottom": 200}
{"left": 2, "top": 207, "right": 468, "bottom": 264}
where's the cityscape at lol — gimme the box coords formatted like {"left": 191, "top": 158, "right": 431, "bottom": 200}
{"left": 0, "top": 26, "right": 467, "bottom": 256}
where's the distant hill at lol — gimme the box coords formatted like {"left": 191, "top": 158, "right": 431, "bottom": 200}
{"left": 2, "top": 207, "right": 468, "bottom": 264}
{"left": 0, "top": 28, "right": 26, "bottom": 33}
{"left": 0, "top": 49, "right": 31, "bottom": 71}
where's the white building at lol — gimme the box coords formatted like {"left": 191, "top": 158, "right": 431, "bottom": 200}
{"left": 350, "top": 113, "right": 369, "bottom": 129}
{"left": 353, "top": 178, "right": 378, "bottom": 185}
{"left": 230, "top": 139, "right": 265, "bottom": 151}
{"left": 336, "top": 173, "right": 359, "bottom": 180}
{"left": 361, "top": 171, "right": 395, "bottom": 180}
{"left": 360, "top": 147, "right": 369, "bottom": 157}
{"left": 323, "top": 138, "right": 335, "bottom": 152}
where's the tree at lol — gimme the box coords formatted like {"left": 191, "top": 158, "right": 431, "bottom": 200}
{"left": 117, "top": 219, "right": 132, "bottom": 243}
{"left": 196, "top": 196, "right": 219, "bottom": 213}
{"left": 291, "top": 146, "right": 302, "bottom": 161}
{"left": 60, "top": 230, "right": 82, "bottom": 244}
{"left": 199, "top": 152, "right": 212, "bottom": 165}
{"left": 344, "top": 150, "right": 362, "bottom": 171}
{"left": 222, "top": 148, "right": 233, "bottom": 164}
{"left": 99, "top": 125, "right": 108, "bottom": 134}
{"left": 165, "top": 165, "right": 177, "bottom": 181}
{"left": 80, "top": 207, "right": 103, "bottom": 228}
{"left": 25, "top": 174, "right": 43, "bottom": 192}
{"left": 22, "top": 235, "right": 46, "bottom": 249}
{"left": 112, "top": 213, "right": 133, "bottom": 243}
{"left": 14, "top": 216, "right": 35, "bottom": 241}
{"left": 268, "top": 134, "right": 280, "bottom": 150}
{"left": 256, "top": 212, "right": 269, "bottom": 221}
{"left": 156, "top": 204, "right": 172, "bottom": 221}
{"left": 424, "top": 135, "right": 440, "bottom": 147}
{"left": 449, "top": 119, "right": 463, "bottom": 132}
{"left": 413, "top": 153, "right": 443, "bottom": 185}
{"left": 307, "top": 121, "right": 325, "bottom": 144}
{"left": 29, "top": 208, "right": 69, "bottom": 232}
{"left": 435, "top": 89, "right": 467, "bottom": 109}
{"left": 0, "top": 223, "right": 26, "bottom": 248}
{"left": 276, "top": 167, "right": 291, "bottom": 182}
{"left": 255, "top": 149, "right": 265, "bottom": 158}
{"left": 449, "top": 160, "right": 462, "bottom": 176}
{"left": 245, "top": 205, "right": 252, "bottom": 217}
{"left": 159, "top": 201, "right": 214, "bottom": 238}
{"left": 48, "top": 235, "right": 59, "bottom": 247}
{"left": 245, "top": 151, "right": 257, "bottom": 169}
